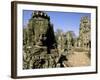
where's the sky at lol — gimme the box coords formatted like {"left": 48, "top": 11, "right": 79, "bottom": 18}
{"left": 23, "top": 10, "right": 91, "bottom": 36}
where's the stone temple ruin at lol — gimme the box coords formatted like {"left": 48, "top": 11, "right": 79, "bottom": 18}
{"left": 78, "top": 16, "right": 91, "bottom": 48}
{"left": 23, "top": 11, "right": 59, "bottom": 69}
{"left": 23, "top": 11, "right": 91, "bottom": 69}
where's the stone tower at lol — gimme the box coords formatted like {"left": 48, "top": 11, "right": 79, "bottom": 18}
{"left": 23, "top": 11, "right": 58, "bottom": 69}
{"left": 65, "top": 31, "right": 75, "bottom": 50}
{"left": 79, "top": 16, "right": 91, "bottom": 48}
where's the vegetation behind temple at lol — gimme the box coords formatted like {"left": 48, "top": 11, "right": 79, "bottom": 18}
{"left": 23, "top": 11, "right": 91, "bottom": 69}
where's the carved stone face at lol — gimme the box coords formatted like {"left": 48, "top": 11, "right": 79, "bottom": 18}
{"left": 34, "top": 18, "right": 48, "bottom": 34}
